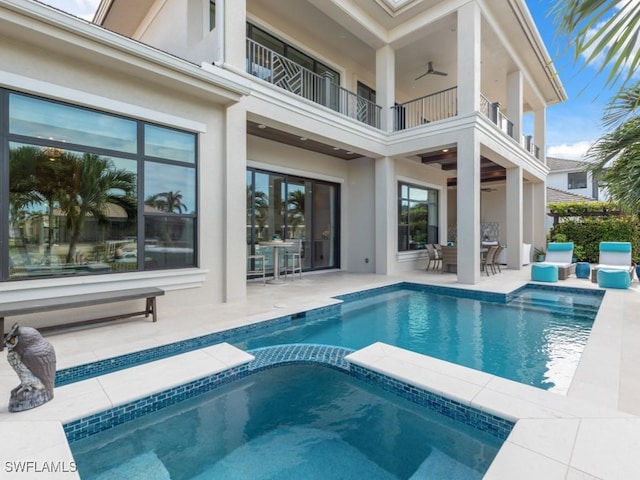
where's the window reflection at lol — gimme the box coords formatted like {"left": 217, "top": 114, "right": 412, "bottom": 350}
{"left": 144, "top": 124, "right": 196, "bottom": 163}
{"left": 144, "top": 162, "right": 195, "bottom": 214}
{"left": 144, "top": 217, "right": 195, "bottom": 269}
{"left": 9, "top": 93, "right": 137, "bottom": 153}
{"left": 8, "top": 143, "right": 137, "bottom": 278}
{"left": 398, "top": 182, "right": 438, "bottom": 251}
{"left": 2, "top": 91, "right": 198, "bottom": 280}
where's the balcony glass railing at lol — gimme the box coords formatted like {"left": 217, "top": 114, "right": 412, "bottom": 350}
{"left": 246, "top": 39, "right": 381, "bottom": 128}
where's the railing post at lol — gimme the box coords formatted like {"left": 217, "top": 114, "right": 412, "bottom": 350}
{"left": 322, "top": 71, "right": 333, "bottom": 108}
{"left": 491, "top": 102, "right": 500, "bottom": 125}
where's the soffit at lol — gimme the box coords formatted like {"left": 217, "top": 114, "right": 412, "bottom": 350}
{"left": 352, "top": 0, "right": 443, "bottom": 29}
{"left": 95, "top": 0, "right": 156, "bottom": 36}
{"left": 247, "top": 122, "right": 366, "bottom": 160}
{"left": 249, "top": 0, "right": 375, "bottom": 67}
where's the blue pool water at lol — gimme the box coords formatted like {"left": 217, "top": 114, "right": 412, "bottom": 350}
{"left": 70, "top": 364, "right": 504, "bottom": 480}
{"left": 229, "top": 286, "right": 600, "bottom": 393}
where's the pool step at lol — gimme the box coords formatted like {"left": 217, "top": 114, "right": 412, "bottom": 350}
{"left": 508, "top": 297, "right": 599, "bottom": 321}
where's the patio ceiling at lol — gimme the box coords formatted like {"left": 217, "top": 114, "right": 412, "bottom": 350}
{"left": 419, "top": 148, "right": 506, "bottom": 187}
{"left": 247, "top": 121, "right": 366, "bottom": 160}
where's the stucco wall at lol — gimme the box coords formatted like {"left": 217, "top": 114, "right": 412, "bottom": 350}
{"left": 138, "top": 0, "right": 218, "bottom": 64}
{"left": 0, "top": 19, "right": 231, "bottom": 327}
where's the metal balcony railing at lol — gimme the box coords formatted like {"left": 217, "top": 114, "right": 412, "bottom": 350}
{"left": 522, "top": 135, "right": 541, "bottom": 159}
{"left": 246, "top": 39, "right": 381, "bottom": 128}
{"left": 480, "top": 94, "right": 514, "bottom": 139}
{"left": 391, "top": 87, "right": 457, "bottom": 130}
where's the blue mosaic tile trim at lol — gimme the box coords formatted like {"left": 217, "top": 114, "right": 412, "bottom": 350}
{"left": 513, "top": 282, "right": 605, "bottom": 299}
{"left": 63, "top": 344, "right": 352, "bottom": 443}
{"left": 335, "top": 282, "right": 508, "bottom": 304}
{"left": 55, "top": 314, "right": 294, "bottom": 386}
{"left": 56, "top": 305, "right": 345, "bottom": 387}
{"left": 349, "top": 364, "right": 514, "bottom": 441}
{"left": 333, "top": 283, "right": 405, "bottom": 302}
{"left": 64, "top": 344, "right": 513, "bottom": 446}
{"left": 64, "top": 363, "right": 250, "bottom": 443}
{"left": 247, "top": 344, "right": 353, "bottom": 372}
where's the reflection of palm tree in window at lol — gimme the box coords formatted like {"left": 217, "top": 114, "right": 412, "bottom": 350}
{"left": 145, "top": 191, "right": 187, "bottom": 213}
{"left": 247, "top": 187, "right": 269, "bottom": 241}
{"left": 9, "top": 146, "right": 69, "bottom": 261}
{"left": 287, "top": 189, "right": 305, "bottom": 238}
{"left": 61, "top": 153, "right": 136, "bottom": 264}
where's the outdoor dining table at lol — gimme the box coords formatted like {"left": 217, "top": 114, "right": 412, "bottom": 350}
{"left": 259, "top": 240, "right": 294, "bottom": 284}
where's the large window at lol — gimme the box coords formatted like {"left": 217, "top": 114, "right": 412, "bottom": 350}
{"left": 398, "top": 182, "right": 439, "bottom": 251}
{"left": 2, "top": 91, "right": 197, "bottom": 280}
{"left": 246, "top": 24, "right": 340, "bottom": 84}
{"left": 246, "top": 169, "right": 340, "bottom": 275}
{"left": 568, "top": 172, "right": 587, "bottom": 190}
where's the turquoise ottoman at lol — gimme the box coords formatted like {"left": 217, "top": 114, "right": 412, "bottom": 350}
{"left": 597, "top": 269, "right": 631, "bottom": 289}
{"left": 531, "top": 263, "right": 558, "bottom": 282}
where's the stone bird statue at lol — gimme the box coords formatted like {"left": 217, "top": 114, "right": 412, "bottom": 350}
{"left": 4, "top": 323, "right": 56, "bottom": 412}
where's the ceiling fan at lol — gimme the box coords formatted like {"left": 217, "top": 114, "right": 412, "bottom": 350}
{"left": 414, "top": 62, "right": 448, "bottom": 80}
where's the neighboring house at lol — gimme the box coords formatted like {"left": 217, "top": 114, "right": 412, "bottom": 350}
{"left": 0, "top": 0, "right": 565, "bottom": 327}
{"left": 546, "top": 156, "right": 608, "bottom": 201}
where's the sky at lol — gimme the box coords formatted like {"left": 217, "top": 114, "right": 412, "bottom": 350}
{"left": 36, "top": 0, "right": 626, "bottom": 161}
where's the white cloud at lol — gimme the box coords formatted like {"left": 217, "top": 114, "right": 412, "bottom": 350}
{"left": 547, "top": 141, "right": 595, "bottom": 160}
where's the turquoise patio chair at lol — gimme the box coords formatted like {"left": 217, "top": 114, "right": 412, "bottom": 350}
{"left": 540, "top": 242, "right": 575, "bottom": 280}
{"left": 594, "top": 242, "right": 633, "bottom": 281}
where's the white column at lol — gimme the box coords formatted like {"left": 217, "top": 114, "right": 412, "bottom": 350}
{"left": 223, "top": 0, "right": 246, "bottom": 70}
{"left": 224, "top": 103, "right": 247, "bottom": 302}
{"left": 534, "top": 106, "right": 546, "bottom": 163}
{"left": 374, "top": 156, "right": 395, "bottom": 274}
{"left": 507, "top": 70, "right": 523, "bottom": 140}
{"left": 376, "top": 45, "right": 395, "bottom": 132}
{"left": 456, "top": 131, "right": 481, "bottom": 284}
{"left": 506, "top": 166, "right": 523, "bottom": 269}
{"left": 523, "top": 182, "right": 534, "bottom": 251}
{"left": 187, "top": 0, "right": 207, "bottom": 46}
{"left": 457, "top": 2, "right": 481, "bottom": 114}
{"left": 532, "top": 181, "right": 547, "bottom": 252}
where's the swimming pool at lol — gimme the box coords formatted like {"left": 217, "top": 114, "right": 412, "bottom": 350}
{"left": 56, "top": 283, "right": 602, "bottom": 394}
{"left": 70, "top": 363, "right": 505, "bottom": 480}
{"left": 229, "top": 284, "right": 600, "bottom": 393}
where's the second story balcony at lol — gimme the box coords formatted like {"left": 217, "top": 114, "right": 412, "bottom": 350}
{"left": 247, "top": 39, "right": 381, "bottom": 129}
{"left": 392, "top": 89, "right": 541, "bottom": 160}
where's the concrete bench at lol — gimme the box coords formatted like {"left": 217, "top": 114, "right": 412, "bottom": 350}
{"left": 0, "top": 287, "right": 164, "bottom": 351}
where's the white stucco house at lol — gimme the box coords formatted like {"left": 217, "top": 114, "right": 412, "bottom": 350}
{"left": 546, "top": 156, "right": 608, "bottom": 202}
{"left": 0, "top": 0, "right": 565, "bottom": 330}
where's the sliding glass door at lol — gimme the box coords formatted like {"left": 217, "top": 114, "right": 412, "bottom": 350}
{"left": 247, "top": 169, "right": 339, "bottom": 275}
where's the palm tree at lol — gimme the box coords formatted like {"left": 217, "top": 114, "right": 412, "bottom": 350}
{"left": 9, "top": 145, "right": 70, "bottom": 260}
{"left": 145, "top": 191, "right": 187, "bottom": 213}
{"left": 553, "top": 1, "right": 640, "bottom": 211}
{"left": 552, "top": 0, "right": 640, "bottom": 88}
{"left": 60, "top": 153, "right": 136, "bottom": 264}
{"left": 287, "top": 189, "right": 306, "bottom": 238}
{"left": 247, "top": 186, "right": 269, "bottom": 241}
{"left": 585, "top": 84, "right": 640, "bottom": 211}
